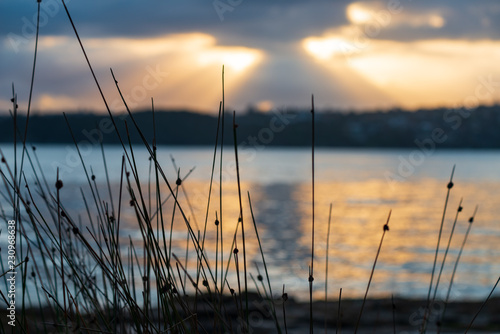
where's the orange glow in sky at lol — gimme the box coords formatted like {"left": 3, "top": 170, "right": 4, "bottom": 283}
{"left": 30, "top": 33, "right": 264, "bottom": 112}
{"left": 302, "top": 34, "right": 500, "bottom": 109}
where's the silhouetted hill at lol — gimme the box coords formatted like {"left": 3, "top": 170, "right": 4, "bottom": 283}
{"left": 1, "top": 106, "right": 500, "bottom": 148}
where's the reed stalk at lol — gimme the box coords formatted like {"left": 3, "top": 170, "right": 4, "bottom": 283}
{"left": 354, "top": 210, "right": 392, "bottom": 334}
{"left": 421, "top": 165, "right": 455, "bottom": 334}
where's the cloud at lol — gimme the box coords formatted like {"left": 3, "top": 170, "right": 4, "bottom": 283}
{"left": 36, "top": 94, "right": 77, "bottom": 111}
{"left": 346, "top": 1, "right": 446, "bottom": 28}
{"left": 302, "top": 35, "right": 500, "bottom": 109}
{"left": 1, "top": 32, "right": 264, "bottom": 112}
{"left": 355, "top": 0, "right": 500, "bottom": 42}
{"left": 2, "top": 0, "right": 500, "bottom": 113}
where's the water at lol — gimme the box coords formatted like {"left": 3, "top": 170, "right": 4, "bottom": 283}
{"left": 1, "top": 144, "right": 500, "bottom": 302}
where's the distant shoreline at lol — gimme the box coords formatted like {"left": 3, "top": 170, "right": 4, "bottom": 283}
{"left": 4, "top": 143, "right": 500, "bottom": 151}
{"left": 3, "top": 107, "right": 500, "bottom": 148}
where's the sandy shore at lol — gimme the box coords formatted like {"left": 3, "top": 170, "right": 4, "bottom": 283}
{"left": 3, "top": 296, "right": 499, "bottom": 333}
{"left": 192, "top": 295, "right": 500, "bottom": 333}
{"left": 280, "top": 297, "right": 500, "bottom": 333}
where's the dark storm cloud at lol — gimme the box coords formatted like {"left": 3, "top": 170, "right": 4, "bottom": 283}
{"left": 3, "top": 1, "right": 500, "bottom": 45}
{"left": 373, "top": 0, "right": 500, "bottom": 41}
{"left": 0, "top": 0, "right": 351, "bottom": 52}
{"left": 3, "top": 0, "right": 500, "bottom": 57}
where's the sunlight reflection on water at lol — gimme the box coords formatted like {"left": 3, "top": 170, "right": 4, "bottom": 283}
{"left": 2, "top": 145, "right": 500, "bottom": 301}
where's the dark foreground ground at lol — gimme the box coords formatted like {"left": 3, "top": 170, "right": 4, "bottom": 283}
{"left": 281, "top": 297, "right": 500, "bottom": 333}
{"left": 2, "top": 296, "right": 499, "bottom": 333}
{"left": 213, "top": 295, "right": 500, "bottom": 333}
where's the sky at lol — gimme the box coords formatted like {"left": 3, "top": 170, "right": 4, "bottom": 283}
{"left": 2, "top": 0, "right": 500, "bottom": 114}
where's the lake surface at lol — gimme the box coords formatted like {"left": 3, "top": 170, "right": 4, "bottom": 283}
{"left": 1, "top": 144, "right": 500, "bottom": 302}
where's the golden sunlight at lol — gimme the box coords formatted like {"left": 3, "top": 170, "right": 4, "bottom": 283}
{"left": 32, "top": 33, "right": 264, "bottom": 111}
{"left": 428, "top": 14, "right": 445, "bottom": 28}
{"left": 347, "top": 39, "right": 500, "bottom": 106}
{"left": 37, "top": 94, "right": 78, "bottom": 110}
{"left": 302, "top": 36, "right": 356, "bottom": 60}
{"left": 302, "top": 33, "right": 500, "bottom": 108}
{"left": 346, "top": 1, "right": 446, "bottom": 29}
{"left": 197, "top": 48, "right": 263, "bottom": 73}
{"left": 346, "top": 2, "right": 374, "bottom": 24}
